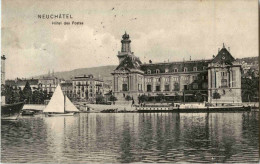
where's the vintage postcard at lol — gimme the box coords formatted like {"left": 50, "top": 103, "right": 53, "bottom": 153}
{"left": 1, "top": 0, "right": 259, "bottom": 163}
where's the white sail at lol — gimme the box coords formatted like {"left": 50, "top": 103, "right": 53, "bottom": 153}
{"left": 65, "top": 96, "right": 79, "bottom": 112}
{"left": 43, "top": 84, "right": 65, "bottom": 113}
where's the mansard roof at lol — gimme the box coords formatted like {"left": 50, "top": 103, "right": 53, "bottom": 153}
{"left": 115, "top": 55, "right": 142, "bottom": 71}
{"left": 212, "top": 47, "right": 235, "bottom": 65}
{"left": 140, "top": 59, "right": 211, "bottom": 74}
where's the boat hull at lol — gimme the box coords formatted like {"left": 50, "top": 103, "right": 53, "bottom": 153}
{"left": 46, "top": 112, "right": 75, "bottom": 117}
{"left": 1, "top": 102, "right": 24, "bottom": 120}
{"left": 136, "top": 106, "right": 251, "bottom": 113}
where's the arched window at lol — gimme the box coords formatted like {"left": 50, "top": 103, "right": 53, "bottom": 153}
{"left": 156, "top": 69, "right": 160, "bottom": 74}
{"left": 165, "top": 68, "right": 169, "bottom": 73}
{"left": 174, "top": 68, "right": 178, "bottom": 72}
{"left": 147, "top": 69, "right": 151, "bottom": 74}
{"left": 193, "top": 67, "right": 197, "bottom": 71}
{"left": 184, "top": 67, "right": 188, "bottom": 72}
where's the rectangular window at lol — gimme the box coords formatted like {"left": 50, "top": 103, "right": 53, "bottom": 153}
{"left": 165, "top": 85, "right": 170, "bottom": 91}
{"left": 156, "top": 85, "right": 160, "bottom": 91}
{"left": 221, "top": 79, "right": 227, "bottom": 87}
{"left": 165, "top": 77, "right": 170, "bottom": 82}
{"left": 147, "top": 85, "right": 152, "bottom": 92}
{"left": 122, "top": 84, "right": 128, "bottom": 91}
{"left": 174, "top": 83, "right": 179, "bottom": 91}
{"left": 202, "top": 82, "right": 208, "bottom": 89}
{"left": 193, "top": 83, "right": 198, "bottom": 89}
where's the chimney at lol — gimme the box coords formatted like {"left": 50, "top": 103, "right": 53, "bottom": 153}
{"left": 149, "top": 60, "right": 152, "bottom": 64}
{"left": 228, "top": 47, "right": 230, "bottom": 52}
{"left": 218, "top": 48, "right": 220, "bottom": 52}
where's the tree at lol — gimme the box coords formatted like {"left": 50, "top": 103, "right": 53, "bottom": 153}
{"left": 155, "top": 94, "right": 165, "bottom": 102}
{"left": 125, "top": 95, "right": 132, "bottom": 101}
{"left": 96, "top": 95, "right": 105, "bottom": 104}
{"left": 19, "top": 87, "right": 25, "bottom": 102}
{"left": 109, "top": 95, "right": 117, "bottom": 104}
{"left": 213, "top": 92, "right": 221, "bottom": 106}
{"left": 138, "top": 94, "right": 148, "bottom": 103}
{"left": 23, "top": 81, "right": 32, "bottom": 103}
{"left": 195, "top": 92, "right": 204, "bottom": 102}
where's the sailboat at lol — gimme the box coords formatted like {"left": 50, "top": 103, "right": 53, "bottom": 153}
{"left": 43, "top": 84, "right": 79, "bottom": 116}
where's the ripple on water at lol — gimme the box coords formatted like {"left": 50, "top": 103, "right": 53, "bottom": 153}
{"left": 1, "top": 112, "right": 259, "bottom": 163}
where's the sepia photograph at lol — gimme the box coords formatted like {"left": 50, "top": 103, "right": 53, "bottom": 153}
{"left": 1, "top": 0, "right": 259, "bottom": 163}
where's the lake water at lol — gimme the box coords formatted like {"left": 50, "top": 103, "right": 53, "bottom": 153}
{"left": 1, "top": 112, "right": 259, "bottom": 163}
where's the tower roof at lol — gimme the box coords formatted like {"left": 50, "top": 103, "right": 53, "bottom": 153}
{"left": 212, "top": 43, "right": 235, "bottom": 64}
{"left": 122, "top": 31, "right": 130, "bottom": 40}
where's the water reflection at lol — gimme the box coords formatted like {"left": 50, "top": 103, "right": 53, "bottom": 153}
{"left": 1, "top": 112, "right": 259, "bottom": 163}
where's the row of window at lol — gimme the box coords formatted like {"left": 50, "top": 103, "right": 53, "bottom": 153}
{"left": 121, "top": 82, "right": 207, "bottom": 92}
{"left": 121, "top": 75, "right": 207, "bottom": 83}
{"left": 121, "top": 76, "right": 207, "bottom": 84}
{"left": 73, "top": 81, "right": 103, "bottom": 86}
{"left": 147, "top": 66, "right": 206, "bottom": 74}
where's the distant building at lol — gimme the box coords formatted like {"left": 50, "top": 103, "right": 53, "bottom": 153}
{"left": 103, "top": 80, "right": 112, "bottom": 94}
{"left": 72, "top": 74, "right": 104, "bottom": 103}
{"left": 112, "top": 32, "right": 242, "bottom": 105}
{"left": 38, "top": 71, "right": 61, "bottom": 94}
{"left": 61, "top": 80, "right": 73, "bottom": 98}
{"left": 238, "top": 58, "right": 259, "bottom": 78}
{"left": 6, "top": 78, "right": 39, "bottom": 91}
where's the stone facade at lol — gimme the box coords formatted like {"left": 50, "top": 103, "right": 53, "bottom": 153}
{"left": 60, "top": 80, "right": 73, "bottom": 98}
{"left": 112, "top": 33, "right": 242, "bottom": 105}
{"left": 72, "top": 74, "right": 104, "bottom": 103}
{"left": 208, "top": 46, "right": 242, "bottom": 105}
{"left": 38, "top": 73, "right": 61, "bottom": 94}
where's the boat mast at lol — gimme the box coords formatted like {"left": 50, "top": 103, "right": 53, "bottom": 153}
{"left": 64, "top": 93, "right": 66, "bottom": 113}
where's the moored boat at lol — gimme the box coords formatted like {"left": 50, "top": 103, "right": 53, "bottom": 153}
{"left": 1, "top": 102, "right": 24, "bottom": 120}
{"left": 136, "top": 103, "right": 251, "bottom": 112}
{"left": 43, "top": 84, "right": 79, "bottom": 116}
{"left": 21, "top": 110, "right": 35, "bottom": 116}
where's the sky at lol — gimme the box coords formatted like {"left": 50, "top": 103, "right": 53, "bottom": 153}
{"left": 2, "top": 0, "right": 258, "bottom": 79}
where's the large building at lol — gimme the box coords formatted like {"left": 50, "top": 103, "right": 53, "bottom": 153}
{"left": 112, "top": 32, "right": 242, "bottom": 105}
{"left": 72, "top": 74, "right": 104, "bottom": 103}
{"left": 38, "top": 71, "right": 61, "bottom": 94}
{"left": 60, "top": 80, "right": 73, "bottom": 98}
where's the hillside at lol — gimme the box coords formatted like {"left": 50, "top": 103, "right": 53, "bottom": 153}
{"left": 35, "top": 65, "right": 117, "bottom": 82}
{"left": 236, "top": 56, "right": 259, "bottom": 64}
{"left": 34, "top": 56, "right": 258, "bottom": 82}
